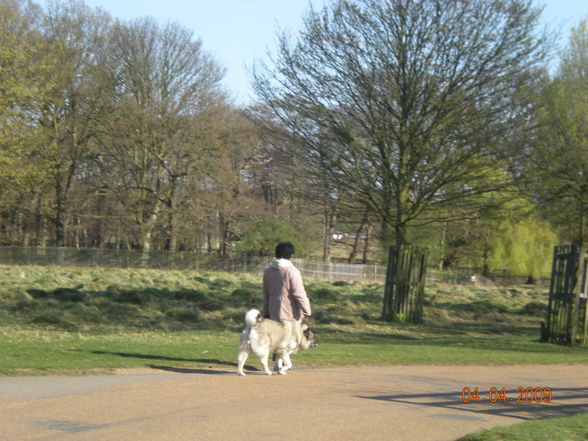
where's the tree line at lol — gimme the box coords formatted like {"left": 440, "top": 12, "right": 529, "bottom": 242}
{"left": 1, "top": 0, "right": 269, "bottom": 254}
{"left": 1, "top": 0, "right": 587, "bottom": 278}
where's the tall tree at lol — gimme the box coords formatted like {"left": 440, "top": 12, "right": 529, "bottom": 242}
{"left": 0, "top": 0, "right": 58, "bottom": 245}
{"left": 529, "top": 20, "right": 588, "bottom": 247}
{"left": 488, "top": 213, "right": 558, "bottom": 279}
{"left": 251, "top": 0, "right": 549, "bottom": 248}
{"left": 94, "top": 17, "right": 225, "bottom": 251}
{"left": 196, "top": 105, "right": 260, "bottom": 255}
{"left": 39, "top": 0, "right": 112, "bottom": 246}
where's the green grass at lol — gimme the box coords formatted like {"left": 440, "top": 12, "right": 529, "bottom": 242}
{"left": 0, "top": 329, "right": 236, "bottom": 375}
{"left": 456, "top": 413, "right": 588, "bottom": 441}
{"left": 0, "top": 264, "right": 586, "bottom": 375}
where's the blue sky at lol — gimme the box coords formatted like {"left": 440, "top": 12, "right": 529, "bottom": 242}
{"left": 41, "top": 0, "right": 588, "bottom": 103}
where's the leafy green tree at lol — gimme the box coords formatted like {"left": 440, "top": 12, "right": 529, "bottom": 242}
{"left": 0, "top": 1, "right": 51, "bottom": 145}
{"left": 488, "top": 215, "right": 558, "bottom": 279}
{"left": 235, "top": 217, "right": 312, "bottom": 257}
{"left": 0, "top": 0, "right": 59, "bottom": 245}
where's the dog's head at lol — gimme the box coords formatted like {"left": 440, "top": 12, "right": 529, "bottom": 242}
{"left": 300, "top": 324, "right": 319, "bottom": 350}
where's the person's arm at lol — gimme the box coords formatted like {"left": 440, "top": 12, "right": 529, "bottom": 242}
{"left": 291, "top": 268, "right": 311, "bottom": 317}
{"left": 262, "top": 271, "right": 270, "bottom": 318}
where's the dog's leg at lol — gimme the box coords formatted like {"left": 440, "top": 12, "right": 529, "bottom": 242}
{"left": 274, "top": 355, "right": 282, "bottom": 372}
{"left": 274, "top": 354, "right": 287, "bottom": 375}
{"left": 282, "top": 352, "right": 293, "bottom": 372}
{"left": 259, "top": 349, "right": 273, "bottom": 375}
{"left": 236, "top": 341, "right": 250, "bottom": 376}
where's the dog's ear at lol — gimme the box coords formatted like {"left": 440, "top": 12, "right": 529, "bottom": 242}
{"left": 301, "top": 324, "right": 309, "bottom": 331}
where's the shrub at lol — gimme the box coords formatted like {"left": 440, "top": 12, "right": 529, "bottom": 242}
{"left": 234, "top": 217, "right": 313, "bottom": 257}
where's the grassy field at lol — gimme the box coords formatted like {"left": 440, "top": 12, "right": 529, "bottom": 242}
{"left": 1, "top": 264, "right": 586, "bottom": 441}
{"left": 457, "top": 413, "right": 588, "bottom": 441}
{"left": 0, "top": 264, "right": 587, "bottom": 375}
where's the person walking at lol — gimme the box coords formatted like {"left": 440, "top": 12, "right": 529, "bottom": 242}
{"left": 263, "top": 241, "right": 311, "bottom": 354}
{"left": 263, "top": 241, "right": 311, "bottom": 320}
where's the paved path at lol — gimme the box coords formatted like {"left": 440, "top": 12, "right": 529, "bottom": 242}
{"left": 0, "top": 365, "right": 586, "bottom": 441}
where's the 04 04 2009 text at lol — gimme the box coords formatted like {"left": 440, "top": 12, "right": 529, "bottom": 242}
{"left": 461, "top": 387, "right": 553, "bottom": 404}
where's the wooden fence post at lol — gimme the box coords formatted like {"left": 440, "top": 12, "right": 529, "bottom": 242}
{"left": 382, "top": 246, "right": 428, "bottom": 323}
{"left": 571, "top": 248, "right": 588, "bottom": 346}
{"left": 545, "top": 244, "right": 588, "bottom": 346}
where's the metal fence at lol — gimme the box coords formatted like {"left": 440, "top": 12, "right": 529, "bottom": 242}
{"left": 0, "top": 246, "right": 268, "bottom": 273}
{"left": 0, "top": 246, "right": 385, "bottom": 282}
{"left": 292, "top": 258, "right": 387, "bottom": 282}
{"left": 0, "top": 246, "right": 547, "bottom": 286}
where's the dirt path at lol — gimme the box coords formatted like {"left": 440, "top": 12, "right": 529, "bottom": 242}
{"left": 0, "top": 364, "right": 586, "bottom": 441}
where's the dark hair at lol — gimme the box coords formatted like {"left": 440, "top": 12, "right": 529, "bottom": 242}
{"left": 275, "top": 241, "right": 295, "bottom": 259}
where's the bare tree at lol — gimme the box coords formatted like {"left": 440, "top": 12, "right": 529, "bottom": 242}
{"left": 252, "top": 0, "right": 549, "bottom": 248}
{"left": 199, "top": 106, "right": 260, "bottom": 255}
{"left": 94, "top": 17, "right": 225, "bottom": 251}
{"left": 529, "top": 20, "right": 588, "bottom": 248}
{"left": 38, "top": 0, "right": 112, "bottom": 246}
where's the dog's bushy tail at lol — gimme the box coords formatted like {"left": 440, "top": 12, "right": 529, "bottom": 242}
{"left": 244, "top": 309, "right": 263, "bottom": 328}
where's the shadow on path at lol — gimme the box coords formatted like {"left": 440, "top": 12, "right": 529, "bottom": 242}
{"left": 356, "top": 387, "right": 588, "bottom": 420}
{"left": 149, "top": 365, "right": 236, "bottom": 375}
{"left": 89, "top": 350, "right": 258, "bottom": 374}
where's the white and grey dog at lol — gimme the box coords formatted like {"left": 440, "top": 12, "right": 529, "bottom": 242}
{"left": 237, "top": 309, "right": 318, "bottom": 376}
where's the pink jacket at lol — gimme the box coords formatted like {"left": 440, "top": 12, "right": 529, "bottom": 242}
{"left": 263, "top": 259, "right": 311, "bottom": 321}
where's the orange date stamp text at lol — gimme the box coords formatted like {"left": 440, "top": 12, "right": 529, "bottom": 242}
{"left": 461, "top": 387, "right": 553, "bottom": 404}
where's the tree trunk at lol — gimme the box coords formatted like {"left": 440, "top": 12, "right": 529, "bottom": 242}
{"left": 166, "top": 182, "right": 178, "bottom": 251}
{"left": 218, "top": 212, "right": 230, "bottom": 256}
{"left": 53, "top": 159, "right": 77, "bottom": 247}
{"left": 322, "top": 205, "right": 336, "bottom": 262}
{"left": 438, "top": 222, "right": 448, "bottom": 271}
{"left": 34, "top": 195, "right": 46, "bottom": 247}
{"left": 141, "top": 228, "right": 153, "bottom": 253}
{"left": 140, "top": 203, "right": 161, "bottom": 253}
{"left": 54, "top": 178, "right": 66, "bottom": 247}
{"left": 349, "top": 211, "right": 368, "bottom": 263}
{"left": 207, "top": 231, "right": 213, "bottom": 254}
{"left": 382, "top": 245, "right": 428, "bottom": 323}
{"left": 362, "top": 226, "right": 371, "bottom": 264}
{"left": 579, "top": 209, "right": 586, "bottom": 250}
{"left": 395, "top": 223, "right": 408, "bottom": 248}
